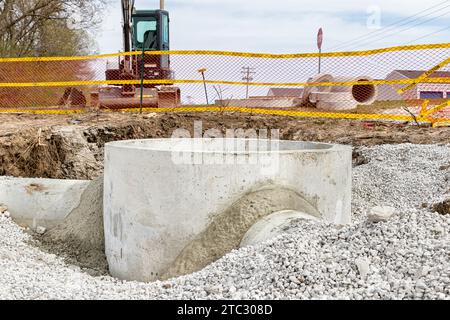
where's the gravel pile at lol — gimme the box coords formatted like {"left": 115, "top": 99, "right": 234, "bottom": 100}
{"left": 352, "top": 144, "right": 450, "bottom": 217}
{"left": 0, "top": 143, "right": 449, "bottom": 300}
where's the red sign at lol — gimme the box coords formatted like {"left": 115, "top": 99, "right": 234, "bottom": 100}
{"left": 317, "top": 28, "right": 323, "bottom": 51}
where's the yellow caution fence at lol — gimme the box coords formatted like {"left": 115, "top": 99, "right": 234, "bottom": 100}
{"left": 0, "top": 43, "right": 449, "bottom": 125}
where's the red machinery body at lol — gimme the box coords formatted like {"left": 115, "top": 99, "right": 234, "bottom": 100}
{"left": 91, "top": 1, "right": 180, "bottom": 109}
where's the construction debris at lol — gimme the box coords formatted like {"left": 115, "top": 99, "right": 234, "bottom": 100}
{"left": 368, "top": 206, "right": 397, "bottom": 223}
{"left": 355, "top": 257, "right": 371, "bottom": 278}
{"left": 433, "top": 199, "right": 450, "bottom": 216}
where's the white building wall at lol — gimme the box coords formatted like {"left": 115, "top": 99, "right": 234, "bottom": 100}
{"left": 378, "top": 71, "right": 450, "bottom": 101}
{"left": 417, "top": 83, "right": 450, "bottom": 99}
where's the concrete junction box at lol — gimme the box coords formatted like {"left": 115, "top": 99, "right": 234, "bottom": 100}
{"left": 104, "top": 138, "right": 352, "bottom": 282}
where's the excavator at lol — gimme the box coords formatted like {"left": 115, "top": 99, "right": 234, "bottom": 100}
{"left": 88, "top": 0, "right": 180, "bottom": 109}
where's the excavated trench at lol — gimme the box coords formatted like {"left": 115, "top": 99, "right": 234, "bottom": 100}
{"left": 0, "top": 116, "right": 286, "bottom": 180}
{"left": 1, "top": 113, "right": 448, "bottom": 180}
{"left": 0, "top": 117, "right": 182, "bottom": 179}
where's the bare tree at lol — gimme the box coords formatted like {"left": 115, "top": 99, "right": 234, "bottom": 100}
{"left": 0, "top": 0, "right": 106, "bottom": 57}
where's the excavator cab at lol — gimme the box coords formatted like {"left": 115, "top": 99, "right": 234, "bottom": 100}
{"left": 132, "top": 10, "right": 170, "bottom": 51}
{"left": 131, "top": 10, "right": 171, "bottom": 75}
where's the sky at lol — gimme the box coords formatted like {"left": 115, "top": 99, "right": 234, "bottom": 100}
{"left": 97, "top": 0, "right": 450, "bottom": 54}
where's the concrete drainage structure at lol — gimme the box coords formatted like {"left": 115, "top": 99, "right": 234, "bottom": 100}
{"left": 305, "top": 74, "right": 379, "bottom": 111}
{"left": 104, "top": 138, "right": 352, "bottom": 282}
{"left": 214, "top": 74, "right": 378, "bottom": 111}
{"left": 216, "top": 74, "right": 379, "bottom": 111}
{"left": 0, "top": 177, "right": 90, "bottom": 229}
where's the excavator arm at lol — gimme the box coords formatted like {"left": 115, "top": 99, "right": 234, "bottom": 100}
{"left": 121, "top": 0, "right": 134, "bottom": 53}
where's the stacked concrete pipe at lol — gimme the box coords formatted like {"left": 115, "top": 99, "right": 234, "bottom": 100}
{"left": 104, "top": 138, "right": 352, "bottom": 282}
{"left": 301, "top": 74, "right": 334, "bottom": 107}
{"left": 304, "top": 74, "right": 378, "bottom": 111}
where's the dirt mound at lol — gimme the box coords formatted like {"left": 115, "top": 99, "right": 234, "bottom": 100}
{"left": 38, "top": 176, "right": 107, "bottom": 275}
{"left": 0, "top": 127, "right": 66, "bottom": 178}
{"left": 0, "top": 126, "right": 101, "bottom": 179}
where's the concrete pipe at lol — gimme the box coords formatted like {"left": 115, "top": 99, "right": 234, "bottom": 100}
{"left": 311, "top": 92, "right": 359, "bottom": 111}
{"left": 331, "top": 76, "right": 378, "bottom": 106}
{"left": 317, "top": 100, "right": 358, "bottom": 111}
{"left": 310, "top": 92, "right": 355, "bottom": 103}
{"left": 0, "top": 177, "right": 90, "bottom": 230}
{"left": 104, "top": 138, "right": 352, "bottom": 282}
{"left": 302, "top": 74, "right": 334, "bottom": 105}
{"left": 240, "top": 210, "right": 319, "bottom": 247}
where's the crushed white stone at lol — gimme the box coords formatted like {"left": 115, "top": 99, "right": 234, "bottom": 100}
{"left": 0, "top": 143, "right": 449, "bottom": 300}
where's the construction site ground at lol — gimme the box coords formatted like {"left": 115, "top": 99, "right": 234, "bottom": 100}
{"left": 0, "top": 112, "right": 449, "bottom": 180}
{"left": 1, "top": 112, "right": 449, "bottom": 300}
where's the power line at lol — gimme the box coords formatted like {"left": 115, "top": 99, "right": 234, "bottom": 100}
{"left": 406, "top": 25, "right": 450, "bottom": 44}
{"left": 339, "top": 9, "right": 450, "bottom": 51}
{"left": 331, "top": 0, "right": 450, "bottom": 50}
{"left": 330, "top": 0, "right": 450, "bottom": 50}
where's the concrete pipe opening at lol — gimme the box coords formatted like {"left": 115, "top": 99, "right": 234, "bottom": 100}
{"left": 330, "top": 76, "right": 378, "bottom": 106}
{"left": 352, "top": 79, "right": 377, "bottom": 105}
{"left": 240, "top": 210, "right": 319, "bottom": 248}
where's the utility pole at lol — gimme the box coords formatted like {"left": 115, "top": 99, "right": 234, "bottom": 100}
{"left": 241, "top": 66, "right": 256, "bottom": 99}
{"left": 198, "top": 68, "right": 209, "bottom": 105}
